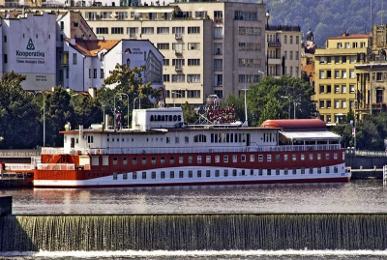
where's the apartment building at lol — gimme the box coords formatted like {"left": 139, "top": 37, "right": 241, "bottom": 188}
{"left": 313, "top": 33, "right": 369, "bottom": 124}
{"left": 74, "top": 2, "right": 266, "bottom": 104}
{"left": 265, "top": 25, "right": 302, "bottom": 78}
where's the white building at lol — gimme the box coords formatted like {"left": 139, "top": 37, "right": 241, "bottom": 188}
{"left": 63, "top": 38, "right": 163, "bottom": 91}
{"left": 0, "top": 13, "right": 57, "bottom": 90}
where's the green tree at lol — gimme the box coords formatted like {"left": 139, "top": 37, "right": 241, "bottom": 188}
{"left": 70, "top": 91, "right": 102, "bottom": 128}
{"left": 247, "top": 76, "right": 316, "bottom": 126}
{"left": 181, "top": 102, "right": 197, "bottom": 124}
{"left": 44, "top": 87, "right": 76, "bottom": 147}
{"left": 0, "top": 73, "right": 40, "bottom": 148}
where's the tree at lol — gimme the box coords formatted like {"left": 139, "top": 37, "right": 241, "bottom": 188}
{"left": 181, "top": 102, "right": 197, "bottom": 124}
{"left": 44, "top": 87, "right": 76, "bottom": 147}
{"left": 247, "top": 76, "right": 316, "bottom": 125}
{"left": 0, "top": 73, "right": 40, "bottom": 148}
{"left": 70, "top": 91, "right": 102, "bottom": 128}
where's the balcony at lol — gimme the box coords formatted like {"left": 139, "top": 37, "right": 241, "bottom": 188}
{"left": 267, "top": 40, "right": 281, "bottom": 48}
{"left": 175, "top": 49, "right": 183, "bottom": 56}
{"left": 175, "top": 33, "right": 183, "bottom": 40}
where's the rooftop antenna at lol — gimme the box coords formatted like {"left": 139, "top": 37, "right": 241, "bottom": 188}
{"left": 381, "top": 0, "right": 384, "bottom": 25}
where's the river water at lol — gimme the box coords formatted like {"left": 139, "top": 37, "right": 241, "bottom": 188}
{"left": 2, "top": 180, "right": 387, "bottom": 259}
{"left": 1, "top": 180, "right": 387, "bottom": 215}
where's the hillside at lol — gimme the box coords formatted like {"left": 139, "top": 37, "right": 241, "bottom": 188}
{"left": 266, "top": 0, "right": 387, "bottom": 46}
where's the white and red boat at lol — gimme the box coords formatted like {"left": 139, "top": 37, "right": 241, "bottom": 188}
{"left": 33, "top": 107, "right": 350, "bottom": 187}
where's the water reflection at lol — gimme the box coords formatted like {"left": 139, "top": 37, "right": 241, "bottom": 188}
{"left": 1, "top": 180, "right": 386, "bottom": 215}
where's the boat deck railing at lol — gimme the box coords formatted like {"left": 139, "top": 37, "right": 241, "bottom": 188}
{"left": 40, "top": 144, "right": 342, "bottom": 156}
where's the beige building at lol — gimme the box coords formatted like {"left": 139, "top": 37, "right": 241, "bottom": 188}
{"left": 265, "top": 25, "right": 302, "bottom": 78}
{"left": 72, "top": 2, "right": 266, "bottom": 104}
{"left": 313, "top": 33, "right": 369, "bottom": 124}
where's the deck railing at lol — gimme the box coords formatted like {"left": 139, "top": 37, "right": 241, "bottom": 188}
{"left": 37, "top": 163, "right": 75, "bottom": 171}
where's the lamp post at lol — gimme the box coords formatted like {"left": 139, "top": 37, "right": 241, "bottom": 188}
{"left": 133, "top": 96, "right": 141, "bottom": 109}
{"left": 31, "top": 91, "right": 46, "bottom": 147}
{"left": 171, "top": 89, "right": 184, "bottom": 107}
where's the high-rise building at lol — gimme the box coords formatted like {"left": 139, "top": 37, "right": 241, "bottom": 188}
{"left": 265, "top": 25, "right": 302, "bottom": 78}
{"left": 73, "top": 1, "right": 266, "bottom": 104}
{"left": 313, "top": 33, "right": 370, "bottom": 124}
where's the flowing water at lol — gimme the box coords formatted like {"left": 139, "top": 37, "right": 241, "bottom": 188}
{"left": 2, "top": 180, "right": 387, "bottom": 258}
{"left": 1, "top": 180, "right": 387, "bottom": 214}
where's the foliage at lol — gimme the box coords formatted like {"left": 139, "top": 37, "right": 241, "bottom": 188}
{"left": 247, "top": 76, "right": 316, "bottom": 125}
{"left": 181, "top": 102, "right": 197, "bottom": 124}
{"left": 222, "top": 95, "right": 245, "bottom": 122}
{"left": 267, "top": 0, "right": 383, "bottom": 46}
{"left": 0, "top": 73, "right": 40, "bottom": 148}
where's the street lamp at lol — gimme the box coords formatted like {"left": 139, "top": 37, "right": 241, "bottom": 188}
{"left": 114, "top": 93, "right": 130, "bottom": 129}
{"left": 30, "top": 91, "right": 46, "bottom": 147}
{"left": 133, "top": 96, "right": 141, "bottom": 109}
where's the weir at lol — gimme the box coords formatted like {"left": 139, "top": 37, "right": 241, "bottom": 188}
{"left": 1, "top": 214, "right": 387, "bottom": 251}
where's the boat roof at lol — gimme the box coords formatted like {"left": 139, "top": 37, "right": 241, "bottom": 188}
{"left": 261, "top": 119, "right": 326, "bottom": 130}
{"left": 280, "top": 130, "right": 340, "bottom": 141}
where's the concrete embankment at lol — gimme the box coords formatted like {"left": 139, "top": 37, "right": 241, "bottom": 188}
{"left": 1, "top": 213, "right": 387, "bottom": 251}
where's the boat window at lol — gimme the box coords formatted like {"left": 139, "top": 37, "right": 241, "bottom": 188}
{"left": 215, "top": 155, "right": 220, "bottom": 163}
{"left": 267, "top": 154, "right": 272, "bottom": 162}
{"left": 224, "top": 155, "right": 229, "bottom": 163}
{"left": 250, "top": 154, "right": 255, "bottom": 162}
{"left": 300, "top": 154, "right": 305, "bottom": 161}
{"left": 185, "top": 136, "right": 189, "bottom": 143}
{"left": 91, "top": 157, "right": 99, "bottom": 166}
{"left": 123, "top": 158, "right": 128, "bottom": 165}
{"left": 258, "top": 155, "right": 264, "bottom": 162}
{"left": 292, "top": 154, "right": 297, "bottom": 161}
{"left": 232, "top": 155, "right": 238, "bottom": 163}
{"left": 317, "top": 168, "right": 322, "bottom": 174}
{"left": 224, "top": 169, "right": 229, "bottom": 177}
{"left": 160, "top": 157, "right": 165, "bottom": 164}
{"left": 276, "top": 169, "right": 280, "bottom": 175}
{"left": 197, "top": 155, "right": 202, "bottom": 164}
{"left": 309, "top": 154, "right": 314, "bottom": 160}
{"left": 215, "top": 170, "right": 220, "bottom": 177}
{"left": 194, "top": 134, "right": 207, "bottom": 143}
{"left": 206, "top": 155, "right": 211, "bottom": 164}
{"left": 292, "top": 169, "right": 297, "bottom": 175}
{"left": 123, "top": 173, "right": 127, "bottom": 180}
{"left": 142, "top": 172, "right": 146, "bottom": 179}
{"left": 334, "top": 153, "right": 338, "bottom": 160}
{"left": 113, "top": 173, "right": 117, "bottom": 180}
{"left": 169, "top": 156, "right": 175, "bottom": 164}
{"left": 275, "top": 154, "right": 280, "bottom": 161}
{"left": 179, "top": 171, "right": 184, "bottom": 178}
{"left": 284, "top": 154, "right": 288, "bottom": 161}
{"left": 175, "top": 137, "right": 179, "bottom": 144}
{"left": 197, "top": 170, "right": 202, "bottom": 178}
{"left": 232, "top": 169, "right": 237, "bottom": 176}
{"left": 166, "top": 137, "right": 170, "bottom": 143}
{"left": 258, "top": 169, "right": 263, "bottom": 175}
{"left": 133, "top": 172, "right": 137, "bottom": 179}
{"left": 325, "top": 153, "right": 330, "bottom": 160}
{"left": 206, "top": 170, "right": 211, "bottom": 177}
{"left": 142, "top": 157, "right": 147, "bottom": 165}
{"left": 170, "top": 171, "right": 174, "bottom": 178}
{"left": 334, "top": 167, "right": 338, "bottom": 173}
{"left": 151, "top": 157, "right": 156, "bottom": 165}
{"left": 113, "top": 158, "right": 118, "bottom": 166}
{"left": 241, "top": 169, "right": 245, "bottom": 176}
{"left": 342, "top": 152, "right": 345, "bottom": 160}
{"left": 326, "top": 167, "right": 330, "bottom": 173}
{"left": 284, "top": 169, "right": 288, "bottom": 175}
{"left": 102, "top": 156, "right": 109, "bottom": 166}
{"left": 188, "top": 170, "right": 193, "bottom": 178}
{"left": 309, "top": 168, "right": 313, "bottom": 174}
{"left": 70, "top": 138, "right": 75, "bottom": 148}
{"left": 179, "top": 156, "right": 184, "bottom": 164}
{"left": 132, "top": 157, "right": 137, "bottom": 165}
{"left": 250, "top": 169, "right": 254, "bottom": 175}
{"left": 301, "top": 168, "right": 305, "bottom": 174}
{"left": 161, "top": 171, "right": 165, "bottom": 179}
{"left": 151, "top": 171, "right": 156, "bottom": 179}
{"left": 241, "top": 154, "right": 246, "bottom": 162}
{"left": 317, "top": 153, "right": 321, "bottom": 160}
{"left": 267, "top": 169, "right": 271, "bottom": 176}
{"left": 188, "top": 155, "right": 193, "bottom": 164}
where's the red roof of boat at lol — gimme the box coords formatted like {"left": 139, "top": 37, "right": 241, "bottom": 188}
{"left": 261, "top": 119, "right": 326, "bottom": 130}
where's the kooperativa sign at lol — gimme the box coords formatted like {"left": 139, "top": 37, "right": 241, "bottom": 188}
{"left": 16, "top": 38, "right": 45, "bottom": 64}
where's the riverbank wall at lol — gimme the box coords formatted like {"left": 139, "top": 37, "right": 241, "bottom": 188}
{"left": 1, "top": 214, "right": 387, "bottom": 251}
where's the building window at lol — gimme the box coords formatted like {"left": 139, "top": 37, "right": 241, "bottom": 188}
{"left": 93, "top": 69, "right": 97, "bottom": 79}
{"left": 3, "top": 54, "right": 7, "bottom": 64}
{"left": 188, "top": 26, "right": 200, "bottom": 34}
{"left": 188, "top": 43, "right": 200, "bottom": 50}
{"left": 157, "top": 27, "right": 169, "bottom": 34}
{"left": 96, "top": 27, "right": 109, "bottom": 34}
{"left": 157, "top": 43, "right": 169, "bottom": 50}
{"left": 188, "top": 59, "right": 200, "bottom": 66}
{"left": 141, "top": 27, "right": 154, "bottom": 34}
{"left": 100, "top": 69, "right": 104, "bottom": 79}
{"left": 163, "top": 74, "right": 170, "bottom": 82}
{"left": 187, "top": 74, "right": 201, "bottom": 83}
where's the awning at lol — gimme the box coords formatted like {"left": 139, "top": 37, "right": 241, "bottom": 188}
{"left": 280, "top": 131, "right": 340, "bottom": 141}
